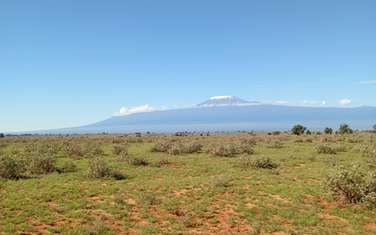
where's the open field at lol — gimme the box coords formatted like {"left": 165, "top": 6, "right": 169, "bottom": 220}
{"left": 1, "top": 132, "right": 376, "bottom": 235}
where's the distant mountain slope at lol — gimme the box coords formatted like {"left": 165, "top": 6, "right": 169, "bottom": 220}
{"left": 53, "top": 105, "right": 376, "bottom": 134}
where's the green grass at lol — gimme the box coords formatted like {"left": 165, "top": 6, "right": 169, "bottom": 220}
{"left": 0, "top": 133, "right": 376, "bottom": 234}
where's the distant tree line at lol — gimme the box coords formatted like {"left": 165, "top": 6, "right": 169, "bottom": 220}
{"left": 291, "top": 123, "right": 357, "bottom": 135}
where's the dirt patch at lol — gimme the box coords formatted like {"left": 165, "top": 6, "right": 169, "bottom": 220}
{"left": 201, "top": 204, "right": 254, "bottom": 234}
{"left": 364, "top": 223, "right": 376, "bottom": 231}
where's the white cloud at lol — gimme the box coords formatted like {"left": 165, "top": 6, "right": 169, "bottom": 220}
{"left": 338, "top": 98, "right": 352, "bottom": 106}
{"left": 113, "top": 105, "right": 155, "bottom": 116}
{"left": 273, "top": 100, "right": 289, "bottom": 105}
{"left": 359, "top": 80, "right": 376, "bottom": 85}
{"left": 209, "top": 96, "right": 232, "bottom": 100}
{"left": 302, "top": 100, "right": 327, "bottom": 106}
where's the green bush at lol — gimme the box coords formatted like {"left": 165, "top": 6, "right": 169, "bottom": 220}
{"left": 324, "top": 127, "right": 333, "bottom": 135}
{"left": 252, "top": 157, "right": 278, "bottom": 169}
{"left": 128, "top": 156, "right": 149, "bottom": 166}
{"left": 291, "top": 124, "right": 307, "bottom": 136}
{"left": 326, "top": 164, "right": 376, "bottom": 205}
{"left": 28, "top": 154, "right": 56, "bottom": 175}
{"left": 88, "top": 157, "right": 111, "bottom": 178}
{"left": 0, "top": 156, "right": 25, "bottom": 179}
{"left": 338, "top": 124, "right": 353, "bottom": 135}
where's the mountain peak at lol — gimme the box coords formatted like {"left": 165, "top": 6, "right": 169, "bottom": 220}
{"left": 197, "top": 96, "right": 260, "bottom": 107}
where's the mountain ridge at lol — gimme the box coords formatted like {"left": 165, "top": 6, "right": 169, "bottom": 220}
{"left": 28, "top": 104, "right": 376, "bottom": 134}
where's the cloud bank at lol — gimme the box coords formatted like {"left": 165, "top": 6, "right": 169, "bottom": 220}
{"left": 113, "top": 105, "right": 155, "bottom": 116}
{"left": 338, "top": 98, "right": 352, "bottom": 106}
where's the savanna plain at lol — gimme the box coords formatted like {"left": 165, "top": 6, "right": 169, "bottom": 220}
{"left": 1, "top": 129, "right": 376, "bottom": 235}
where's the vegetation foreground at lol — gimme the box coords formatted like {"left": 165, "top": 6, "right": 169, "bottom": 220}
{"left": 1, "top": 130, "right": 376, "bottom": 235}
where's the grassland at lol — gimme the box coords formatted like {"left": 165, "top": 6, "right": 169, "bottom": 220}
{"left": 0, "top": 132, "right": 376, "bottom": 235}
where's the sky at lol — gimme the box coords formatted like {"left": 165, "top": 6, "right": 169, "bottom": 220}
{"left": 1, "top": 0, "right": 376, "bottom": 132}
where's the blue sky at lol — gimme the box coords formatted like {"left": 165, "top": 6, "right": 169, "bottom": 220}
{"left": 1, "top": 0, "right": 376, "bottom": 132}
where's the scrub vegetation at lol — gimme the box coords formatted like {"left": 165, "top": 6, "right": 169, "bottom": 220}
{"left": 1, "top": 125, "right": 376, "bottom": 234}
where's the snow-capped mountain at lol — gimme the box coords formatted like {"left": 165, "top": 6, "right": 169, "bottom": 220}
{"left": 197, "top": 96, "right": 260, "bottom": 107}
{"left": 35, "top": 104, "right": 376, "bottom": 134}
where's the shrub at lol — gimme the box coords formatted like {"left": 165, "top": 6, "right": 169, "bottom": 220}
{"left": 239, "top": 139, "right": 256, "bottom": 154}
{"left": 113, "top": 144, "right": 128, "bottom": 156}
{"left": 291, "top": 124, "right": 307, "bottom": 136}
{"left": 182, "top": 142, "right": 202, "bottom": 154}
{"left": 252, "top": 157, "right": 278, "bottom": 169}
{"left": 316, "top": 144, "right": 337, "bottom": 154}
{"left": 56, "top": 159, "right": 77, "bottom": 173}
{"left": 110, "top": 170, "right": 127, "bottom": 180}
{"left": 167, "top": 143, "right": 184, "bottom": 155}
{"left": 152, "top": 159, "right": 171, "bottom": 168}
{"left": 0, "top": 133, "right": 4, "bottom": 138}
{"left": 151, "top": 141, "right": 173, "bottom": 153}
{"left": 64, "top": 144, "right": 88, "bottom": 158}
{"left": 326, "top": 164, "right": 376, "bottom": 205}
{"left": 324, "top": 127, "right": 333, "bottom": 135}
{"left": 338, "top": 124, "right": 353, "bottom": 135}
{"left": 0, "top": 156, "right": 25, "bottom": 179}
{"left": 128, "top": 156, "right": 149, "bottom": 166}
{"left": 88, "top": 157, "right": 111, "bottom": 178}
{"left": 210, "top": 143, "right": 238, "bottom": 157}
{"left": 28, "top": 154, "right": 56, "bottom": 174}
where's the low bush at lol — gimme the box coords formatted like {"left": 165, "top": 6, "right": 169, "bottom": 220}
{"left": 128, "top": 156, "right": 149, "bottom": 166}
{"left": 88, "top": 157, "right": 111, "bottom": 178}
{"left": 252, "top": 156, "right": 278, "bottom": 169}
{"left": 0, "top": 155, "right": 25, "bottom": 179}
{"left": 326, "top": 164, "right": 376, "bottom": 206}
{"left": 56, "top": 159, "right": 77, "bottom": 173}
{"left": 182, "top": 142, "right": 202, "bottom": 154}
{"left": 153, "top": 140, "right": 202, "bottom": 155}
{"left": 28, "top": 154, "right": 56, "bottom": 175}
{"left": 151, "top": 140, "right": 173, "bottom": 153}
{"left": 152, "top": 159, "right": 171, "bottom": 168}
{"left": 113, "top": 144, "right": 128, "bottom": 156}
{"left": 316, "top": 144, "right": 337, "bottom": 154}
{"left": 210, "top": 143, "right": 238, "bottom": 157}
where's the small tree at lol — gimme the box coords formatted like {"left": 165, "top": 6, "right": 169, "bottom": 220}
{"left": 338, "top": 123, "right": 353, "bottom": 135}
{"left": 324, "top": 127, "right": 333, "bottom": 135}
{"left": 306, "top": 130, "right": 312, "bottom": 135}
{"left": 0, "top": 133, "right": 4, "bottom": 138}
{"left": 291, "top": 124, "right": 307, "bottom": 136}
{"left": 373, "top": 124, "right": 376, "bottom": 132}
